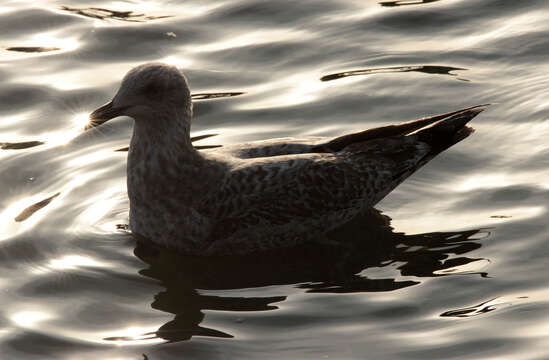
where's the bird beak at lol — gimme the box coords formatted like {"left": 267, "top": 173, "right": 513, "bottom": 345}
{"left": 85, "top": 101, "right": 123, "bottom": 130}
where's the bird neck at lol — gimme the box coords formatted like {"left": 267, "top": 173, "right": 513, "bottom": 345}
{"left": 127, "top": 106, "right": 210, "bottom": 212}
{"left": 130, "top": 106, "right": 198, "bottom": 161}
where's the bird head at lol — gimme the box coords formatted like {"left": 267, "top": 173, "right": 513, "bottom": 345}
{"left": 86, "top": 63, "right": 192, "bottom": 130}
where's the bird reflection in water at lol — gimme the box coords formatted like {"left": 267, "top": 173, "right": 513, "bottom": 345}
{"left": 106, "top": 208, "right": 489, "bottom": 343}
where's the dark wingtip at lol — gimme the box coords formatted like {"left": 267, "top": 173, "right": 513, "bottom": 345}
{"left": 467, "top": 103, "right": 491, "bottom": 113}
{"left": 415, "top": 104, "right": 489, "bottom": 154}
{"left": 315, "top": 104, "right": 491, "bottom": 153}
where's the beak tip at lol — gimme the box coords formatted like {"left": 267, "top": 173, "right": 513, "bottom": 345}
{"left": 85, "top": 100, "right": 119, "bottom": 130}
{"left": 84, "top": 116, "right": 102, "bottom": 131}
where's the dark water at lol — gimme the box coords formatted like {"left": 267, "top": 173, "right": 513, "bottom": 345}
{"left": 1, "top": 1, "right": 548, "bottom": 359}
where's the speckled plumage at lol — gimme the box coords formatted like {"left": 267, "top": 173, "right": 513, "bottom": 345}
{"left": 88, "top": 63, "right": 487, "bottom": 256}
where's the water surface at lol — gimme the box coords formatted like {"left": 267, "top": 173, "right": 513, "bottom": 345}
{"left": 1, "top": 0, "right": 548, "bottom": 359}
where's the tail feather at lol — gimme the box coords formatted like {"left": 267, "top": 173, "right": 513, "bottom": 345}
{"left": 375, "top": 104, "right": 488, "bottom": 189}
{"left": 314, "top": 104, "right": 489, "bottom": 153}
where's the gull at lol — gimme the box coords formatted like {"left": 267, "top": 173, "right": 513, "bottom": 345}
{"left": 88, "top": 63, "right": 487, "bottom": 256}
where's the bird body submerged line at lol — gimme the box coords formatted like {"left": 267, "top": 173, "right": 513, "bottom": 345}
{"left": 87, "top": 63, "right": 488, "bottom": 256}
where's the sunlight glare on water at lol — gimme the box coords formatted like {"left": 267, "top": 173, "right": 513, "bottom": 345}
{"left": 47, "top": 255, "right": 107, "bottom": 270}
{"left": 11, "top": 311, "right": 53, "bottom": 329}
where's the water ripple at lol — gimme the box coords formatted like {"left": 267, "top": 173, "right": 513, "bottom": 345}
{"left": 320, "top": 65, "right": 468, "bottom": 82}
{"left": 1, "top": 0, "right": 549, "bottom": 358}
{"left": 59, "top": 6, "right": 172, "bottom": 22}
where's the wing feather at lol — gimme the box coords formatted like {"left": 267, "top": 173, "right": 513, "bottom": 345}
{"left": 199, "top": 135, "right": 430, "bottom": 245}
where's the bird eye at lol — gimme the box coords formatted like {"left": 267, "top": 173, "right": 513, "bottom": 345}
{"left": 142, "top": 82, "right": 163, "bottom": 96}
